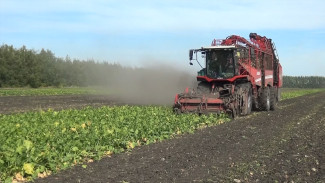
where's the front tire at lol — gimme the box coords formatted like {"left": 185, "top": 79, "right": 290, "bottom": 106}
{"left": 236, "top": 84, "right": 252, "bottom": 116}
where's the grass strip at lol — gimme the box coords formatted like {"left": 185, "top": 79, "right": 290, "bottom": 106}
{"left": 0, "top": 87, "right": 97, "bottom": 96}
{"left": 281, "top": 88, "right": 325, "bottom": 100}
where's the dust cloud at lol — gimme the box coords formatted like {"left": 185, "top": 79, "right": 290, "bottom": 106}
{"left": 100, "top": 64, "right": 197, "bottom": 105}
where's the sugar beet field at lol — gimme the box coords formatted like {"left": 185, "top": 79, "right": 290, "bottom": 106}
{"left": 0, "top": 88, "right": 324, "bottom": 182}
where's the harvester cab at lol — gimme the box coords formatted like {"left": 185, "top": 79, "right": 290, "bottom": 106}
{"left": 189, "top": 46, "right": 237, "bottom": 80}
{"left": 174, "top": 33, "right": 282, "bottom": 118}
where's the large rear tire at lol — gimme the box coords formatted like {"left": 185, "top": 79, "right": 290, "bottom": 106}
{"left": 260, "top": 87, "right": 270, "bottom": 111}
{"left": 270, "top": 87, "right": 276, "bottom": 111}
{"left": 277, "top": 87, "right": 281, "bottom": 102}
{"left": 246, "top": 87, "right": 253, "bottom": 115}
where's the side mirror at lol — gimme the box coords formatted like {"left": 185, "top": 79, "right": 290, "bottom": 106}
{"left": 189, "top": 50, "right": 193, "bottom": 60}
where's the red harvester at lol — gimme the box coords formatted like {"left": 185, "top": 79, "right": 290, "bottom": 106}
{"left": 174, "top": 33, "right": 282, "bottom": 118}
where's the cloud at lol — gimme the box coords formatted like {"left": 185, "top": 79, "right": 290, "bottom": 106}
{"left": 1, "top": 0, "right": 325, "bottom": 35}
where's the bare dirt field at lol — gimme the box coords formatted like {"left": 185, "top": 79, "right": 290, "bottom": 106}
{"left": 2, "top": 92, "right": 325, "bottom": 182}
{"left": 0, "top": 95, "right": 120, "bottom": 114}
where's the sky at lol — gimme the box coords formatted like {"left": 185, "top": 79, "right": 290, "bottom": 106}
{"left": 1, "top": 0, "right": 325, "bottom": 76}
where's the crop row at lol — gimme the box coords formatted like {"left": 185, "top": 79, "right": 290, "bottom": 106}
{"left": 0, "top": 88, "right": 323, "bottom": 182}
{"left": 0, "top": 106, "right": 228, "bottom": 182}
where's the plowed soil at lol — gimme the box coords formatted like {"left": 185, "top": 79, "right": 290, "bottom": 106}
{"left": 3, "top": 92, "right": 325, "bottom": 182}
{"left": 0, "top": 95, "right": 119, "bottom": 114}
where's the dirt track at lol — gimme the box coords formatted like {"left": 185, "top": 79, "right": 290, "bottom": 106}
{"left": 2, "top": 92, "right": 325, "bottom": 182}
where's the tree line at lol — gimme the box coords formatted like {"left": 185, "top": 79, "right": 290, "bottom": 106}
{"left": 0, "top": 44, "right": 131, "bottom": 88}
{"left": 0, "top": 44, "right": 324, "bottom": 88}
{"left": 282, "top": 76, "right": 325, "bottom": 88}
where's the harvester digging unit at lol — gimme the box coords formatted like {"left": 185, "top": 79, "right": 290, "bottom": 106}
{"left": 174, "top": 33, "right": 282, "bottom": 118}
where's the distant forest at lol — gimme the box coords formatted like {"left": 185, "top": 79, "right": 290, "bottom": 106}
{"left": 283, "top": 76, "right": 325, "bottom": 88}
{"left": 0, "top": 44, "right": 324, "bottom": 88}
{"left": 0, "top": 44, "right": 128, "bottom": 88}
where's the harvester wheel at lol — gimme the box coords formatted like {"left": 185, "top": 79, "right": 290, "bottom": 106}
{"left": 228, "top": 103, "right": 237, "bottom": 119}
{"left": 232, "top": 109, "right": 237, "bottom": 119}
{"left": 270, "top": 87, "right": 276, "bottom": 111}
{"left": 246, "top": 87, "right": 253, "bottom": 115}
{"left": 260, "top": 87, "right": 270, "bottom": 111}
{"left": 235, "top": 84, "right": 252, "bottom": 116}
{"left": 277, "top": 87, "right": 281, "bottom": 102}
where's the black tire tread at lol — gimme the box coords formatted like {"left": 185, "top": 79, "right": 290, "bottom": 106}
{"left": 270, "top": 87, "right": 276, "bottom": 111}
{"left": 259, "top": 87, "right": 270, "bottom": 111}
